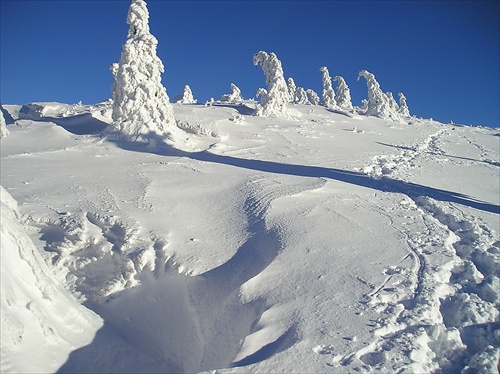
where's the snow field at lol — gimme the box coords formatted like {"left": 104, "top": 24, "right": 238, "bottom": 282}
{"left": 1, "top": 102, "right": 499, "bottom": 373}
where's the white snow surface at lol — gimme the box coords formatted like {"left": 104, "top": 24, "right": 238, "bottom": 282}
{"left": 1, "top": 101, "right": 499, "bottom": 373}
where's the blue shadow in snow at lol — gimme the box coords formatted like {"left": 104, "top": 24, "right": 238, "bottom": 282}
{"left": 188, "top": 151, "right": 499, "bottom": 215}
{"left": 108, "top": 137, "right": 499, "bottom": 215}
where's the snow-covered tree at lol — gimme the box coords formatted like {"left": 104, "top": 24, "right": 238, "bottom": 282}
{"left": 110, "top": 0, "right": 182, "bottom": 143}
{"left": 287, "top": 78, "right": 297, "bottom": 103}
{"left": 287, "top": 78, "right": 309, "bottom": 105}
{"left": 333, "top": 75, "right": 353, "bottom": 110}
{"left": 0, "top": 108, "right": 9, "bottom": 138}
{"left": 386, "top": 92, "right": 399, "bottom": 112}
{"left": 295, "top": 87, "right": 310, "bottom": 104}
{"left": 358, "top": 70, "right": 391, "bottom": 118}
{"left": 307, "top": 89, "right": 321, "bottom": 105}
{"left": 320, "top": 67, "right": 337, "bottom": 109}
{"left": 253, "top": 51, "right": 290, "bottom": 116}
{"left": 398, "top": 92, "right": 410, "bottom": 117}
{"left": 173, "top": 85, "right": 197, "bottom": 104}
{"left": 220, "top": 83, "right": 243, "bottom": 103}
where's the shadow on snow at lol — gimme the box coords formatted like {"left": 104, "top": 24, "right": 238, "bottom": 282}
{"left": 109, "top": 136, "right": 499, "bottom": 215}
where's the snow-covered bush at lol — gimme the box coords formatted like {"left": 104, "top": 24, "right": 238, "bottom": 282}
{"left": 253, "top": 51, "right": 290, "bottom": 116}
{"left": 307, "top": 89, "right": 321, "bottom": 105}
{"left": 398, "top": 92, "right": 410, "bottom": 117}
{"left": 0, "top": 107, "right": 9, "bottom": 138}
{"left": 333, "top": 76, "right": 353, "bottom": 110}
{"left": 110, "top": 0, "right": 183, "bottom": 143}
{"left": 320, "top": 67, "right": 337, "bottom": 109}
{"left": 220, "top": 83, "right": 243, "bottom": 103}
{"left": 174, "top": 85, "right": 197, "bottom": 104}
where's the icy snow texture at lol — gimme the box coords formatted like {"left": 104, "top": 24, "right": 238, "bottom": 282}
{"left": 307, "top": 89, "right": 321, "bottom": 105}
{"left": 399, "top": 92, "right": 410, "bottom": 117}
{"left": 220, "top": 83, "right": 243, "bottom": 103}
{"left": 320, "top": 66, "right": 337, "bottom": 109}
{"left": 174, "top": 85, "right": 197, "bottom": 104}
{"left": 253, "top": 51, "right": 290, "bottom": 117}
{"left": 110, "top": 0, "right": 182, "bottom": 143}
{"left": 333, "top": 75, "right": 353, "bottom": 110}
{"left": 0, "top": 107, "right": 9, "bottom": 138}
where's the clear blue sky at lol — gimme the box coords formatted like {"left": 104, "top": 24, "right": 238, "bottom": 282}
{"left": 1, "top": 1, "right": 499, "bottom": 127}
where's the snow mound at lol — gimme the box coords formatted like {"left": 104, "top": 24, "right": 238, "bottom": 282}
{"left": 0, "top": 186, "right": 102, "bottom": 373}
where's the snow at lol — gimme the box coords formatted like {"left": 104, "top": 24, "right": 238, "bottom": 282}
{"left": 1, "top": 99, "right": 498, "bottom": 373}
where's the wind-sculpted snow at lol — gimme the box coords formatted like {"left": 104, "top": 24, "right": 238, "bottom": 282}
{"left": 0, "top": 102, "right": 498, "bottom": 373}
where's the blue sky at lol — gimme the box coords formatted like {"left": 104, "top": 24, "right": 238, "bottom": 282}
{"left": 1, "top": 1, "right": 498, "bottom": 127}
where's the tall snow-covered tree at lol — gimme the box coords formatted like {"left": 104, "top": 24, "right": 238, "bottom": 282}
{"left": 333, "top": 76, "right": 353, "bottom": 110}
{"left": 287, "top": 78, "right": 297, "bottom": 103}
{"left": 386, "top": 92, "right": 399, "bottom": 111}
{"left": 307, "top": 89, "right": 321, "bottom": 105}
{"left": 398, "top": 92, "right": 410, "bottom": 117}
{"left": 0, "top": 108, "right": 9, "bottom": 138}
{"left": 320, "top": 67, "right": 337, "bottom": 109}
{"left": 220, "top": 83, "right": 243, "bottom": 103}
{"left": 110, "top": 0, "right": 182, "bottom": 143}
{"left": 173, "top": 85, "right": 197, "bottom": 104}
{"left": 253, "top": 51, "right": 290, "bottom": 116}
{"left": 358, "top": 70, "right": 391, "bottom": 118}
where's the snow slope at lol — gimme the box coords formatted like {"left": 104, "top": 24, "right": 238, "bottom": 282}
{"left": 1, "top": 102, "right": 498, "bottom": 373}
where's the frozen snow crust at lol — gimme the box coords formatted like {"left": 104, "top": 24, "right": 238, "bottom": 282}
{"left": 1, "top": 100, "right": 499, "bottom": 373}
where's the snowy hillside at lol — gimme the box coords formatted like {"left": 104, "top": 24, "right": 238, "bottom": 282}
{"left": 1, "top": 100, "right": 498, "bottom": 373}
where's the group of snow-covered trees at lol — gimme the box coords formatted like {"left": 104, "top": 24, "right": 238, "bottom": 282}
{"left": 110, "top": 0, "right": 412, "bottom": 145}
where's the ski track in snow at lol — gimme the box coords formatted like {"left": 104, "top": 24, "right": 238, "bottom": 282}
{"left": 330, "top": 130, "right": 500, "bottom": 372}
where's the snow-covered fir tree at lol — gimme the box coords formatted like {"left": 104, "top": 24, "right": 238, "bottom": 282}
{"left": 287, "top": 78, "right": 297, "bottom": 103}
{"left": 358, "top": 70, "right": 391, "bottom": 118}
{"left": 0, "top": 108, "right": 9, "bottom": 138}
{"left": 287, "top": 78, "right": 309, "bottom": 104}
{"left": 110, "top": 0, "right": 183, "bottom": 144}
{"left": 320, "top": 67, "right": 337, "bottom": 109}
{"left": 333, "top": 75, "right": 353, "bottom": 110}
{"left": 307, "top": 89, "right": 321, "bottom": 105}
{"left": 386, "top": 92, "right": 399, "bottom": 112}
{"left": 398, "top": 92, "right": 410, "bottom": 117}
{"left": 253, "top": 51, "right": 290, "bottom": 116}
{"left": 220, "top": 83, "right": 243, "bottom": 103}
{"left": 295, "top": 87, "right": 310, "bottom": 104}
{"left": 173, "top": 85, "right": 197, "bottom": 104}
